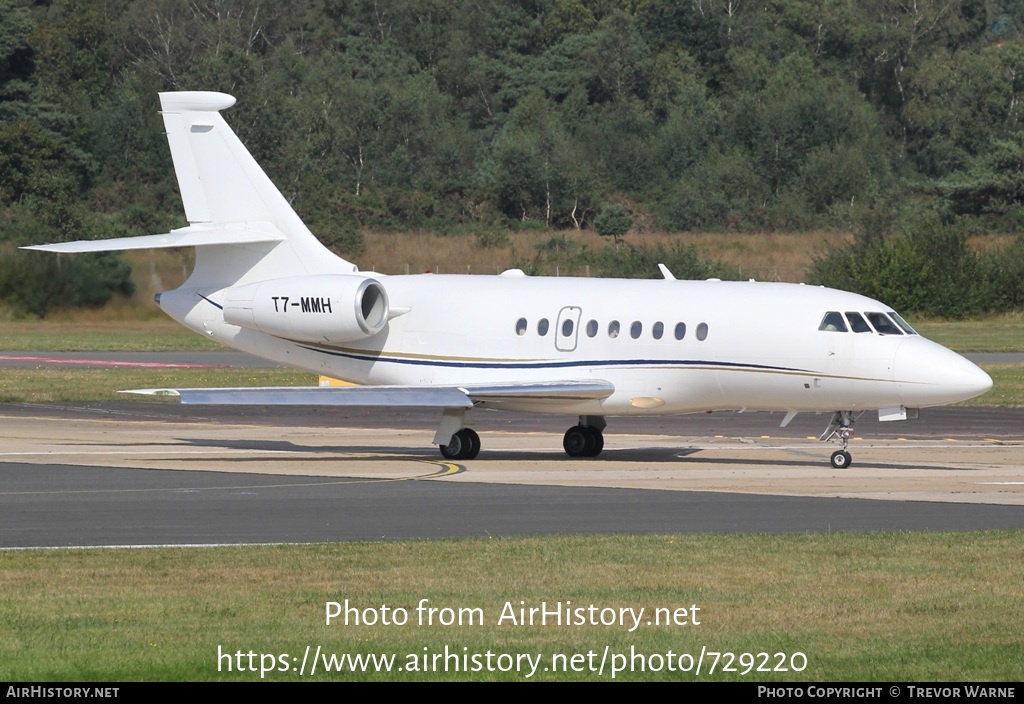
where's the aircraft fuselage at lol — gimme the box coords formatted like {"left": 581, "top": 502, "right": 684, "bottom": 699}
{"left": 160, "top": 273, "right": 989, "bottom": 418}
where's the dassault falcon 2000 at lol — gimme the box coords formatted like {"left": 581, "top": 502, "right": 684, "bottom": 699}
{"left": 26, "top": 92, "right": 993, "bottom": 468}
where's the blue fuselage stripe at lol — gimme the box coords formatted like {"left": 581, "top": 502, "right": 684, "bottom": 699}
{"left": 298, "top": 345, "right": 809, "bottom": 374}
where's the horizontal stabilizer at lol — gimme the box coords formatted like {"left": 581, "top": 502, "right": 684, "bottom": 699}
{"left": 121, "top": 380, "right": 615, "bottom": 408}
{"left": 22, "top": 224, "right": 286, "bottom": 254}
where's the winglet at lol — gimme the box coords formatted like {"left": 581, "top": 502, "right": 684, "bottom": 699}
{"left": 658, "top": 263, "right": 676, "bottom": 280}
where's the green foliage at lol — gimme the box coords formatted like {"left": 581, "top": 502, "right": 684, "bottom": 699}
{"left": 808, "top": 220, "right": 989, "bottom": 318}
{"left": 2, "top": 0, "right": 1024, "bottom": 313}
{"left": 593, "top": 203, "right": 632, "bottom": 239}
{"left": 586, "top": 241, "right": 739, "bottom": 280}
{"left": 981, "top": 235, "right": 1024, "bottom": 311}
{"left": 0, "top": 247, "right": 134, "bottom": 317}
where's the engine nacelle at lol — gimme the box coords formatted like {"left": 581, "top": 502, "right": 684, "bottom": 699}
{"left": 223, "top": 275, "right": 389, "bottom": 343}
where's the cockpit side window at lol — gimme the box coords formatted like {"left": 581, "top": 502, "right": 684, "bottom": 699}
{"left": 845, "top": 312, "right": 871, "bottom": 333}
{"left": 889, "top": 311, "right": 918, "bottom": 335}
{"left": 866, "top": 312, "right": 903, "bottom": 335}
{"left": 818, "top": 311, "right": 848, "bottom": 332}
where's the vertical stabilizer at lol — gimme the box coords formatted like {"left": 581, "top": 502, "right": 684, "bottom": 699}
{"left": 161, "top": 92, "right": 296, "bottom": 227}
{"left": 25, "top": 92, "right": 358, "bottom": 289}
{"left": 157, "top": 91, "right": 356, "bottom": 283}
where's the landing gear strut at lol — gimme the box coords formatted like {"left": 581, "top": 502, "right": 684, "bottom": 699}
{"left": 563, "top": 416, "right": 606, "bottom": 458}
{"left": 820, "top": 411, "right": 858, "bottom": 468}
{"left": 439, "top": 428, "right": 480, "bottom": 460}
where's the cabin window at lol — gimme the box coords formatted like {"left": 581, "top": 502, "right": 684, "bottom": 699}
{"left": 586, "top": 320, "right": 598, "bottom": 337}
{"left": 630, "top": 321, "right": 642, "bottom": 339}
{"left": 537, "top": 318, "right": 549, "bottom": 336}
{"left": 652, "top": 321, "right": 664, "bottom": 339}
{"left": 889, "top": 311, "right": 918, "bottom": 335}
{"left": 819, "top": 311, "right": 848, "bottom": 332}
{"left": 608, "top": 321, "right": 620, "bottom": 338}
{"left": 674, "top": 323, "right": 686, "bottom": 340}
{"left": 696, "top": 322, "right": 708, "bottom": 341}
{"left": 515, "top": 318, "right": 527, "bottom": 336}
{"left": 845, "top": 312, "right": 871, "bottom": 333}
{"left": 866, "top": 312, "right": 903, "bottom": 335}
{"left": 561, "top": 319, "right": 574, "bottom": 337}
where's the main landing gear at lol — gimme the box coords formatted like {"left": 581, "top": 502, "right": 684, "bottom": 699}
{"left": 439, "top": 427, "right": 480, "bottom": 460}
{"left": 820, "top": 411, "right": 859, "bottom": 468}
{"left": 562, "top": 415, "right": 606, "bottom": 458}
{"left": 436, "top": 415, "right": 608, "bottom": 461}
{"left": 563, "top": 425, "right": 604, "bottom": 457}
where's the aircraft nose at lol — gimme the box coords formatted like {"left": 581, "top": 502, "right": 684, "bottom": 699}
{"left": 893, "top": 339, "right": 993, "bottom": 407}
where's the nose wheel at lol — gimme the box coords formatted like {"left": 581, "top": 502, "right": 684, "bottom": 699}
{"left": 830, "top": 449, "right": 852, "bottom": 469}
{"left": 820, "top": 411, "right": 859, "bottom": 468}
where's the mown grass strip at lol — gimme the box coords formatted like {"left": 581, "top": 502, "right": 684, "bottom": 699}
{"left": 957, "top": 365, "right": 1024, "bottom": 407}
{"left": 913, "top": 315, "right": 1024, "bottom": 353}
{"left": 0, "top": 368, "right": 313, "bottom": 403}
{"left": 1, "top": 532, "right": 1020, "bottom": 681}
{"left": 0, "top": 319, "right": 222, "bottom": 352}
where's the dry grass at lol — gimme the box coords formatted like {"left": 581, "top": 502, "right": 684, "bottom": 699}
{"left": 99, "top": 231, "right": 1021, "bottom": 305}
{"left": 356, "top": 229, "right": 852, "bottom": 281}
{"left": 7, "top": 231, "right": 1017, "bottom": 322}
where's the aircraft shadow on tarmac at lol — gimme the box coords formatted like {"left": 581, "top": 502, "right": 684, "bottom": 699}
{"left": 169, "top": 437, "right": 976, "bottom": 472}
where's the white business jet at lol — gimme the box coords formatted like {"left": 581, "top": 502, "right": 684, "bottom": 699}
{"left": 26, "top": 92, "right": 993, "bottom": 468}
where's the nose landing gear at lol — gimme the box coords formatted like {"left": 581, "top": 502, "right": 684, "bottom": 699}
{"left": 820, "top": 411, "right": 860, "bottom": 468}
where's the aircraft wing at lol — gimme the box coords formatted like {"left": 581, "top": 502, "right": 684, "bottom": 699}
{"left": 122, "top": 380, "right": 615, "bottom": 409}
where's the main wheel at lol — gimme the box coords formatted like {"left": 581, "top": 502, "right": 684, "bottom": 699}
{"left": 462, "top": 428, "right": 481, "bottom": 459}
{"left": 563, "top": 426, "right": 590, "bottom": 457}
{"left": 830, "top": 450, "right": 852, "bottom": 469}
{"left": 439, "top": 431, "right": 464, "bottom": 459}
{"left": 440, "top": 429, "right": 480, "bottom": 460}
{"left": 564, "top": 426, "right": 603, "bottom": 457}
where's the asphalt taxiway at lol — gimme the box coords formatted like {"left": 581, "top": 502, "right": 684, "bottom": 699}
{"left": 1, "top": 403, "right": 1021, "bottom": 547}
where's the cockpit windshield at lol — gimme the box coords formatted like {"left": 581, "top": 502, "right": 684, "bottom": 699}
{"left": 865, "top": 312, "right": 902, "bottom": 335}
{"left": 888, "top": 311, "right": 917, "bottom": 334}
{"left": 818, "top": 311, "right": 847, "bottom": 332}
{"left": 819, "top": 310, "right": 919, "bottom": 335}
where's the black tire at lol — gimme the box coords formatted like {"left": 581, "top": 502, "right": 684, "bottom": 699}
{"left": 563, "top": 427, "right": 589, "bottom": 457}
{"left": 463, "top": 428, "right": 481, "bottom": 460}
{"left": 440, "top": 429, "right": 480, "bottom": 460}
{"left": 830, "top": 450, "right": 852, "bottom": 469}
{"left": 564, "top": 426, "right": 602, "bottom": 457}
{"left": 439, "top": 432, "right": 463, "bottom": 459}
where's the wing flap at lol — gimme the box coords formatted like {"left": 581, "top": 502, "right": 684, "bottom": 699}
{"left": 462, "top": 380, "right": 614, "bottom": 406}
